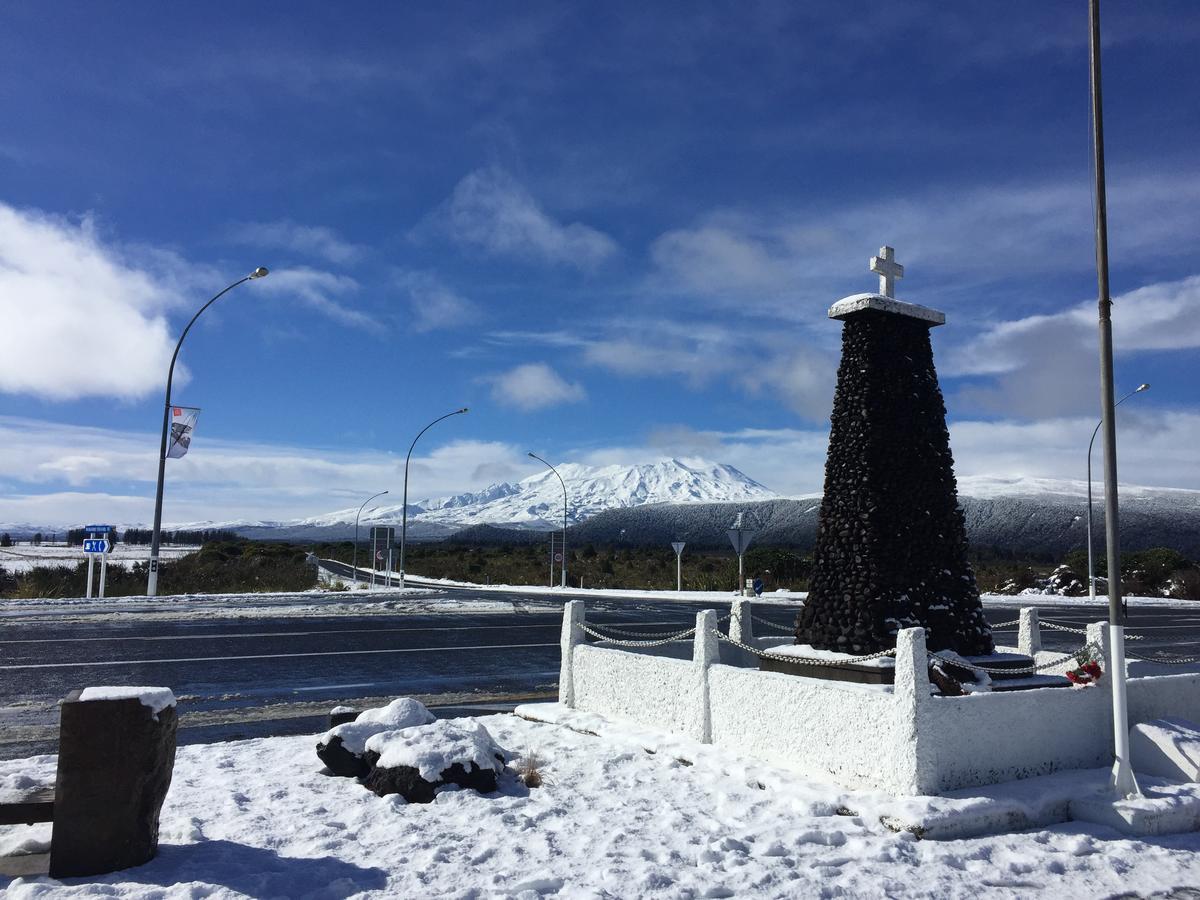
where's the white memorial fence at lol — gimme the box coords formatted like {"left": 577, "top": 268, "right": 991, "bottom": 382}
{"left": 558, "top": 601, "right": 1200, "bottom": 795}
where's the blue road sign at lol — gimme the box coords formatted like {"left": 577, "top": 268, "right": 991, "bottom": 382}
{"left": 84, "top": 524, "right": 113, "bottom": 534}
{"left": 83, "top": 539, "right": 112, "bottom": 554}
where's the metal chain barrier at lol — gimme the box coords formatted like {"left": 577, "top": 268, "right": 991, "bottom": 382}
{"left": 714, "top": 630, "right": 897, "bottom": 666}
{"left": 927, "top": 642, "right": 1100, "bottom": 676}
{"left": 1038, "top": 619, "right": 1144, "bottom": 640}
{"left": 580, "top": 623, "right": 696, "bottom": 647}
{"left": 749, "top": 614, "right": 795, "bottom": 634}
{"left": 988, "top": 618, "right": 1021, "bottom": 629}
{"left": 1125, "top": 648, "right": 1200, "bottom": 665}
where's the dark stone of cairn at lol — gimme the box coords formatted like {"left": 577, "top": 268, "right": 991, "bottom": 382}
{"left": 794, "top": 307, "right": 994, "bottom": 656}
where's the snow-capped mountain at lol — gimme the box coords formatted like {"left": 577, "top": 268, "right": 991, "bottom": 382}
{"left": 295, "top": 458, "right": 776, "bottom": 532}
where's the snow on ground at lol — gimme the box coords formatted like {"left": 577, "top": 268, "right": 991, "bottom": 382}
{"left": 395, "top": 570, "right": 808, "bottom": 606}
{"left": 3, "top": 710, "right": 1199, "bottom": 898}
{"left": 0, "top": 544, "right": 197, "bottom": 575}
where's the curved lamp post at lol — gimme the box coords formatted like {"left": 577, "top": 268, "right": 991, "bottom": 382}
{"left": 399, "top": 408, "right": 468, "bottom": 587}
{"left": 528, "top": 452, "right": 569, "bottom": 589}
{"left": 1086, "top": 383, "right": 1149, "bottom": 607}
{"left": 146, "top": 267, "right": 269, "bottom": 596}
{"left": 353, "top": 490, "right": 389, "bottom": 586}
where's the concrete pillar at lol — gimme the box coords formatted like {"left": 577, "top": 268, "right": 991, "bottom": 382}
{"left": 693, "top": 609, "right": 719, "bottom": 743}
{"left": 1018, "top": 607, "right": 1042, "bottom": 656}
{"left": 1087, "top": 620, "right": 1112, "bottom": 670}
{"left": 893, "top": 626, "right": 938, "bottom": 795}
{"left": 560, "top": 600, "right": 585, "bottom": 708}
{"left": 729, "top": 598, "right": 753, "bottom": 644}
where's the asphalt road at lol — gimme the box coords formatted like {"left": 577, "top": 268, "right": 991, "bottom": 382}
{"left": 2, "top": 588, "right": 1197, "bottom": 760}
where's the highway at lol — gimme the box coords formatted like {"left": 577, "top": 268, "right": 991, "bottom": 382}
{"left": 2, "top": 582, "right": 1197, "bottom": 761}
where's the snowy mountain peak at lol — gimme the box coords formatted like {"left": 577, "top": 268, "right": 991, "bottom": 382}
{"left": 302, "top": 458, "right": 776, "bottom": 531}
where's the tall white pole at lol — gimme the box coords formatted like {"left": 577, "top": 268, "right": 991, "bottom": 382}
{"left": 528, "top": 452, "right": 568, "bottom": 590}
{"left": 86, "top": 555, "right": 94, "bottom": 599}
{"left": 1088, "top": 0, "right": 1139, "bottom": 799}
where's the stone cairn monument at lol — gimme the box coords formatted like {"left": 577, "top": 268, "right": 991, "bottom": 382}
{"left": 794, "top": 247, "right": 994, "bottom": 656}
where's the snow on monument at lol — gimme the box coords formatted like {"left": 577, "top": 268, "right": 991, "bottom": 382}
{"left": 794, "top": 247, "right": 994, "bottom": 656}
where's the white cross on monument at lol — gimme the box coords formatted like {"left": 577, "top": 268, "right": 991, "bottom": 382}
{"left": 870, "top": 246, "right": 904, "bottom": 298}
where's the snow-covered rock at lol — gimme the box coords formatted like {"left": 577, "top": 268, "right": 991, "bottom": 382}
{"left": 317, "top": 697, "right": 435, "bottom": 777}
{"left": 362, "top": 719, "right": 506, "bottom": 803}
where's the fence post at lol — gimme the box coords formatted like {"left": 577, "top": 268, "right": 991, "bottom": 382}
{"left": 1087, "top": 620, "right": 1111, "bottom": 669}
{"left": 893, "top": 626, "right": 937, "bottom": 795}
{"left": 560, "top": 600, "right": 585, "bottom": 708}
{"left": 1018, "top": 607, "right": 1042, "bottom": 656}
{"left": 693, "top": 609, "right": 719, "bottom": 743}
{"left": 730, "top": 598, "right": 753, "bottom": 643}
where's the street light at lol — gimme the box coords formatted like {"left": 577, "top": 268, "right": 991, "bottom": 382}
{"left": 1086, "top": 384, "right": 1149, "bottom": 608}
{"left": 528, "top": 452, "right": 569, "bottom": 589}
{"left": 146, "top": 267, "right": 269, "bottom": 596}
{"left": 353, "top": 490, "right": 389, "bottom": 587}
{"left": 399, "top": 408, "right": 469, "bottom": 587}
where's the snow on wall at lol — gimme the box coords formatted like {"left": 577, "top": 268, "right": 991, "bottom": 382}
{"left": 707, "top": 666, "right": 906, "bottom": 791}
{"left": 563, "top": 601, "right": 1200, "bottom": 796}
{"left": 572, "top": 645, "right": 703, "bottom": 740}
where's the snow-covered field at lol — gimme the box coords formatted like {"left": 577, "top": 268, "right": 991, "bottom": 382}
{"left": 0, "top": 544, "right": 197, "bottom": 575}
{"left": 3, "top": 707, "right": 1199, "bottom": 898}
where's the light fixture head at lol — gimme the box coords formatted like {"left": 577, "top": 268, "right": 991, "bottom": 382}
{"left": 527, "top": 451, "right": 536, "bottom": 458}
{"left": 249, "top": 267, "right": 269, "bottom": 279}
{"left": 458, "top": 407, "right": 469, "bottom": 414}
{"left": 1136, "top": 383, "right": 1150, "bottom": 392}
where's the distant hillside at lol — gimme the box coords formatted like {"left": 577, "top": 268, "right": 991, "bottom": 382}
{"left": 456, "top": 483, "right": 1200, "bottom": 560}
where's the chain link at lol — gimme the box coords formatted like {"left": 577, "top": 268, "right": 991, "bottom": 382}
{"left": 714, "top": 630, "right": 897, "bottom": 666}
{"left": 1125, "top": 649, "right": 1200, "bottom": 665}
{"left": 580, "top": 623, "right": 696, "bottom": 647}
{"left": 988, "top": 618, "right": 1021, "bottom": 629}
{"left": 1037, "top": 619, "right": 1144, "bottom": 640}
{"left": 749, "top": 614, "right": 795, "bottom": 634}
{"left": 927, "top": 643, "right": 1099, "bottom": 675}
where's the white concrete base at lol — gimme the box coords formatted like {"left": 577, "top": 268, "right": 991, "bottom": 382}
{"left": 1129, "top": 717, "right": 1200, "bottom": 783}
{"left": 1069, "top": 782, "right": 1200, "bottom": 836}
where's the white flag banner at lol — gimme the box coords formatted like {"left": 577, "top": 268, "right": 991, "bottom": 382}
{"left": 167, "top": 406, "right": 201, "bottom": 459}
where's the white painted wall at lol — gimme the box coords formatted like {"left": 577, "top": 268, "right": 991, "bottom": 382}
{"left": 708, "top": 665, "right": 905, "bottom": 791}
{"left": 560, "top": 602, "right": 1200, "bottom": 796}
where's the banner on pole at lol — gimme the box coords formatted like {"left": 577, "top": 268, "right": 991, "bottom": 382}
{"left": 167, "top": 407, "right": 201, "bottom": 459}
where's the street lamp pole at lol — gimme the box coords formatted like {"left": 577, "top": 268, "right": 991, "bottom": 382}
{"left": 146, "top": 267, "right": 269, "bottom": 597}
{"left": 528, "top": 452, "right": 569, "bottom": 588}
{"left": 1086, "top": 384, "right": 1149, "bottom": 605}
{"left": 399, "top": 408, "right": 468, "bottom": 588}
{"left": 353, "top": 490, "right": 389, "bottom": 587}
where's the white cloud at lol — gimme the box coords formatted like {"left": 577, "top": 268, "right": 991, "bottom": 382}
{"left": 647, "top": 171, "right": 1200, "bottom": 315}
{"left": 254, "top": 267, "right": 373, "bottom": 329}
{"left": 227, "top": 219, "right": 365, "bottom": 265}
{"left": 395, "top": 270, "right": 481, "bottom": 332}
{"left": 945, "top": 275, "right": 1200, "bottom": 417}
{"left": 487, "top": 363, "right": 586, "bottom": 411}
{"left": 438, "top": 167, "right": 618, "bottom": 268}
{"left": 0, "top": 203, "right": 182, "bottom": 401}
{"left": 0, "top": 416, "right": 533, "bottom": 526}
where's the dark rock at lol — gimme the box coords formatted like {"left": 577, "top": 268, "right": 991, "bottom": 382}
{"left": 317, "top": 734, "right": 369, "bottom": 778}
{"left": 794, "top": 307, "right": 994, "bottom": 656}
{"left": 361, "top": 758, "right": 499, "bottom": 803}
{"left": 49, "top": 690, "right": 178, "bottom": 878}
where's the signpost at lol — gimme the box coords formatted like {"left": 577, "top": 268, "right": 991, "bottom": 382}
{"left": 671, "top": 541, "right": 686, "bottom": 592}
{"left": 369, "top": 526, "right": 395, "bottom": 590}
{"left": 726, "top": 513, "right": 757, "bottom": 597}
{"left": 83, "top": 525, "right": 113, "bottom": 599}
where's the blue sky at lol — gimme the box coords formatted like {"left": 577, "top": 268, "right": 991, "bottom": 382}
{"left": 2, "top": 1, "right": 1199, "bottom": 526}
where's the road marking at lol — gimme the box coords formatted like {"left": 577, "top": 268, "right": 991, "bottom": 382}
{"left": 0, "top": 641, "right": 561, "bottom": 670}
{"left": 0, "top": 619, "right": 699, "bottom": 645}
